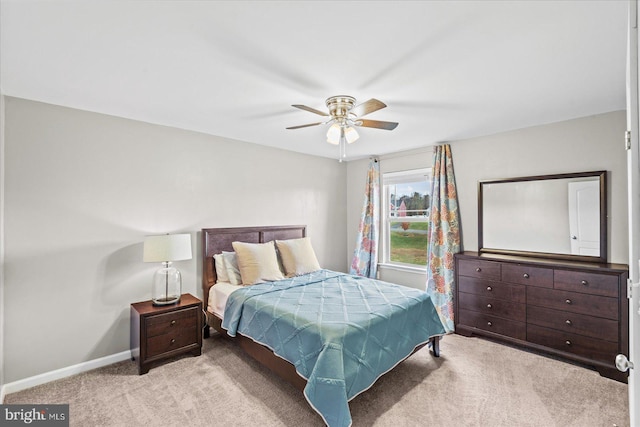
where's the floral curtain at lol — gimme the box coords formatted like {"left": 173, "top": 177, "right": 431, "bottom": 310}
{"left": 350, "top": 159, "right": 380, "bottom": 278}
{"left": 426, "top": 144, "right": 461, "bottom": 332}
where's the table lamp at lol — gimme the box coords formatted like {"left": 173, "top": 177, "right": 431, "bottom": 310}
{"left": 143, "top": 233, "right": 192, "bottom": 306}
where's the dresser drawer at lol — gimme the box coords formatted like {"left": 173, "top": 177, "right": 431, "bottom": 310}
{"left": 502, "top": 263, "right": 553, "bottom": 288}
{"left": 459, "top": 309, "right": 526, "bottom": 340}
{"left": 147, "top": 330, "right": 200, "bottom": 359}
{"left": 527, "top": 305, "right": 618, "bottom": 342}
{"left": 146, "top": 307, "right": 198, "bottom": 338}
{"left": 554, "top": 269, "right": 619, "bottom": 297}
{"left": 458, "top": 276, "right": 525, "bottom": 303}
{"left": 457, "top": 258, "right": 501, "bottom": 280}
{"left": 527, "top": 324, "right": 618, "bottom": 364}
{"left": 527, "top": 287, "right": 618, "bottom": 320}
{"left": 458, "top": 292, "right": 525, "bottom": 322}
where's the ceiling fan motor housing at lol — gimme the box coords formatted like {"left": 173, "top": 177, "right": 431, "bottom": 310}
{"left": 326, "top": 95, "right": 356, "bottom": 120}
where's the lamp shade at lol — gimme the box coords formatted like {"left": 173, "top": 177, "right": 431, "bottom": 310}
{"left": 143, "top": 234, "right": 192, "bottom": 263}
{"left": 326, "top": 123, "right": 341, "bottom": 145}
{"left": 344, "top": 126, "right": 359, "bottom": 144}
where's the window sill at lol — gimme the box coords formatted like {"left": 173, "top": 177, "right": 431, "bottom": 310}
{"left": 377, "top": 263, "right": 427, "bottom": 274}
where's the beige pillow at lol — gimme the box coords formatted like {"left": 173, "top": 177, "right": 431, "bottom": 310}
{"left": 276, "top": 237, "right": 321, "bottom": 277}
{"left": 232, "top": 241, "right": 284, "bottom": 285}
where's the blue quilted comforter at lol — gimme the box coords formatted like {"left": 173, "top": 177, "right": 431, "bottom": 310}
{"left": 222, "top": 270, "right": 445, "bottom": 427}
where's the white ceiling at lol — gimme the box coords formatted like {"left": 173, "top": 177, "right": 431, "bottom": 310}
{"left": 0, "top": 1, "right": 629, "bottom": 160}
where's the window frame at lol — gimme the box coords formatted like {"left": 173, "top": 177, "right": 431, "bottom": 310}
{"left": 380, "top": 167, "right": 432, "bottom": 270}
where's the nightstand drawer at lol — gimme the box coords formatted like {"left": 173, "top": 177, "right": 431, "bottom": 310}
{"left": 147, "top": 330, "right": 199, "bottom": 359}
{"left": 458, "top": 309, "right": 526, "bottom": 340}
{"left": 458, "top": 292, "right": 525, "bottom": 322}
{"left": 527, "top": 305, "right": 618, "bottom": 341}
{"left": 457, "top": 259, "right": 501, "bottom": 280}
{"left": 146, "top": 307, "right": 198, "bottom": 338}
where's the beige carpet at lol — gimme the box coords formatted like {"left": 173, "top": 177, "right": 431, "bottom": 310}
{"left": 4, "top": 333, "right": 629, "bottom": 426}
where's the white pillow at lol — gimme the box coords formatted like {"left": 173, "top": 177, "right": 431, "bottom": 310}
{"left": 213, "top": 253, "right": 230, "bottom": 283}
{"left": 275, "top": 237, "right": 321, "bottom": 277}
{"left": 221, "top": 251, "right": 242, "bottom": 285}
{"left": 232, "top": 241, "right": 284, "bottom": 285}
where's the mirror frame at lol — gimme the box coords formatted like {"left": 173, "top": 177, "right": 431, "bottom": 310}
{"left": 478, "top": 170, "right": 607, "bottom": 263}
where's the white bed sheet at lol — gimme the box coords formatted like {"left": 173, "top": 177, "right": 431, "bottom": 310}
{"left": 208, "top": 281, "right": 244, "bottom": 318}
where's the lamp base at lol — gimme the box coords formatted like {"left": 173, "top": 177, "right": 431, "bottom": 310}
{"left": 151, "top": 263, "right": 182, "bottom": 306}
{"left": 152, "top": 295, "right": 181, "bottom": 306}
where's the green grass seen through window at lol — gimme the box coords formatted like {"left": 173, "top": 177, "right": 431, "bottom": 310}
{"left": 389, "top": 222, "right": 428, "bottom": 265}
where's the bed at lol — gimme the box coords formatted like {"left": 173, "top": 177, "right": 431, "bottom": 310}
{"left": 202, "top": 225, "right": 445, "bottom": 427}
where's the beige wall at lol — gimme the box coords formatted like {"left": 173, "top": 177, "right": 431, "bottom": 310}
{"left": 2, "top": 97, "right": 347, "bottom": 383}
{"left": 347, "top": 111, "right": 628, "bottom": 291}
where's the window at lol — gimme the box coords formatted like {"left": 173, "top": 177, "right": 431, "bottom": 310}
{"left": 381, "top": 168, "right": 432, "bottom": 268}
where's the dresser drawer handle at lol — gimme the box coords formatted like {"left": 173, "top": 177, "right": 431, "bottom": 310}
{"left": 486, "top": 303, "right": 492, "bottom": 309}
{"left": 565, "top": 299, "right": 572, "bottom": 305}
{"left": 565, "top": 340, "right": 572, "bottom": 346}
{"left": 486, "top": 286, "right": 492, "bottom": 291}
{"left": 476, "top": 267, "right": 482, "bottom": 272}
{"left": 565, "top": 319, "right": 572, "bottom": 325}
{"left": 170, "top": 339, "right": 176, "bottom": 344}
{"left": 487, "top": 321, "right": 492, "bottom": 327}
{"left": 170, "top": 320, "right": 176, "bottom": 326}
{"left": 581, "top": 280, "right": 588, "bottom": 286}
{"left": 523, "top": 273, "right": 530, "bottom": 279}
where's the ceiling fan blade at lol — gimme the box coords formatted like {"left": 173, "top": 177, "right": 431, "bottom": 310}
{"left": 351, "top": 98, "right": 387, "bottom": 117}
{"left": 357, "top": 119, "right": 399, "bottom": 130}
{"left": 286, "top": 122, "right": 324, "bottom": 130}
{"left": 292, "top": 104, "right": 329, "bottom": 116}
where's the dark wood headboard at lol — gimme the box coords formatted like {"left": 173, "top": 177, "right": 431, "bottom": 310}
{"left": 201, "top": 225, "right": 306, "bottom": 312}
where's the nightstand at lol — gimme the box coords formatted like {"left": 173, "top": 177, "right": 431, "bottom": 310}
{"left": 130, "top": 293, "right": 203, "bottom": 374}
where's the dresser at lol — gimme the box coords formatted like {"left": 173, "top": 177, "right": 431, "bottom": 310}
{"left": 130, "top": 293, "right": 203, "bottom": 374}
{"left": 454, "top": 251, "right": 628, "bottom": 382}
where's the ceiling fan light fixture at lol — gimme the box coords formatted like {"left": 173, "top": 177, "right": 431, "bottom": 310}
{"left": 326, "top": 123, "right": 341, "bottom": 145}
{"left": 344, "top": 126, "right": 359, "bottom": 144}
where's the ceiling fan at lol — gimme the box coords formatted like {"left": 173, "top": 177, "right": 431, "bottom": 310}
{"left": 286, "top": 95, "right": 399, "bottom": 160}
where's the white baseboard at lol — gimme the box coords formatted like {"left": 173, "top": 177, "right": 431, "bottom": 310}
{"left": 2, "top": 350, "right": 131, "bottom": 398}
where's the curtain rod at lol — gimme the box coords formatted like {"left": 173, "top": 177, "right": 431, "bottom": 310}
{"left": 377, "top": 145, "right": 436, "bottom": 161}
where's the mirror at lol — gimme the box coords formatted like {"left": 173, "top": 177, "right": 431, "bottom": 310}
{"left": 478, "top": 171, "right": 607, "bottom": 263}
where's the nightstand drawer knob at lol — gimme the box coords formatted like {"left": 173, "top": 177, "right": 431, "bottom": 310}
{"left": 486, "top": 286, "right": 492, "bottom": 291}
{"left": 565, "top": 299, "right": 572, "bottom": 305}
{"left": 476, "top": 267, "right": 482, "bottom": 272}
{"left": 487, "top": 321, "right": 492, "bottom": 327}
{"left": 487, "top": 303, "right": 492, "bottom": 309}
{"left": 170, "top": 320, "right": 176, "bottom": 326}
{"left": 581, "top": 280, "right": 588, "bottom": 286}
{"left": 170, "top": 339, "right": 176, "bottom": 344}
{"left": 565, "top": 340, "right": 572, "bottom": 346}
{"left": 523, "top": 273, "right": 530, "bottom": 279}
{"left": 565, "top": 319, "right": 572, "bottom": 325}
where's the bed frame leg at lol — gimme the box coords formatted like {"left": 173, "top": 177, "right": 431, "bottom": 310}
{"left": 430, "top": 336, "right": 440, "bottom": 357}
